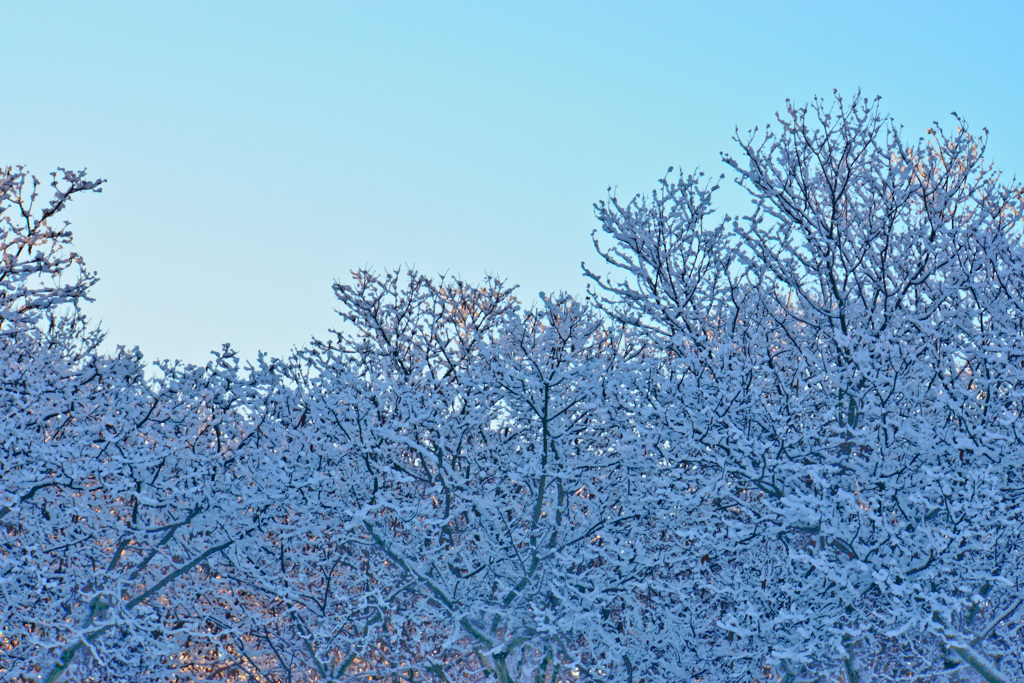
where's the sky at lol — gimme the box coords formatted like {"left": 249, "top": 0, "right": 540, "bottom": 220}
{"left": 3, "top": 1, "right": 1023, "bottom": 365}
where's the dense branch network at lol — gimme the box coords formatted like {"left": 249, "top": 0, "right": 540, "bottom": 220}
{"left": 2, "top": 95, "right": 1023, "bottom": 682}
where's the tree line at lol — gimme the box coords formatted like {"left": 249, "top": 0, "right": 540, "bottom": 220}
{"left": 3, "top": 94, "right": 1023, "bottom": 682}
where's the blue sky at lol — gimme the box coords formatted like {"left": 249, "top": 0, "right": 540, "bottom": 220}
{"left": 4, "top": 1, "right": 1022, "bottom": 364}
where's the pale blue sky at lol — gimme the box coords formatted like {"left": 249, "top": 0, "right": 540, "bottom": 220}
{"left": 4, "top": 1, "right": 1022, "bottom": 363}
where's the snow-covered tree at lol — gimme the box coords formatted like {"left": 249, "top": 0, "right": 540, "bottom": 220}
{"left": 5, "top": 93, "right": 1023, "bottom": 683}
{"left": 264, "top": 269, "right": 713, "bottom": 682}
{"left": 1, "top": 168, "right": 284, "bottom": 681}
{"left": 587, "top": 93, "right": 1024, "bottom": 682}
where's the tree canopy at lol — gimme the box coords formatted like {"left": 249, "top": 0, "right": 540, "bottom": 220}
{"left": 3, "top": 94, "right": 1023, "bottom": 682}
